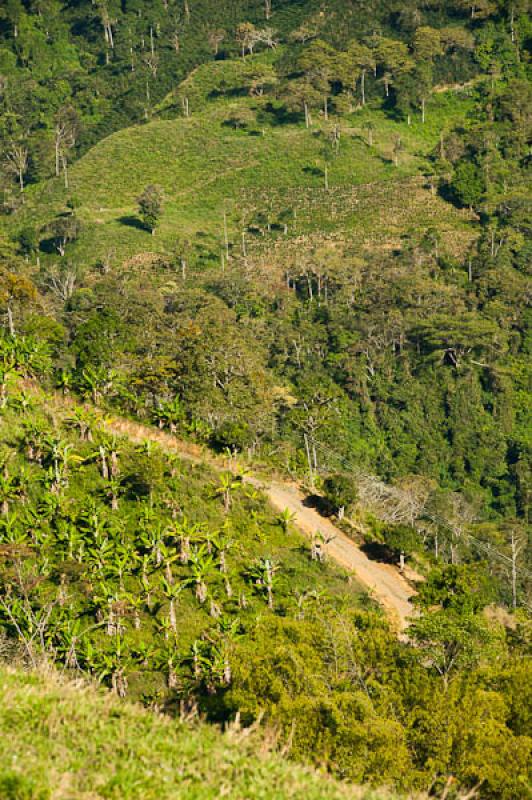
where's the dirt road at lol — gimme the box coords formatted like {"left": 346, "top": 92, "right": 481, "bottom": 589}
{"left": 44, "top": 390, "right": 417, "bottom": 632}
{"left": 252, "top": 479, "right": 416, "bottom": 632}
{"left": 105, "top": 418, "right": 416, "bottom": 631}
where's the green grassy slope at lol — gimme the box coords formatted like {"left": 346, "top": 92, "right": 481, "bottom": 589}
{"left": 11, "top": 65, "right": 477, "bottom": 270}
{"left": 0, "top": 665, "right": 395, "bottom": 800}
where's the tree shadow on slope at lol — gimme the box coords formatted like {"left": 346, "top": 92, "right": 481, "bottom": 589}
{"left": 117, "top": 215, "right": 147, "bottom": 232}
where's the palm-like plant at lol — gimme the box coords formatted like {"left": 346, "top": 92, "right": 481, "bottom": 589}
{"left": 79, "top": 365, "right": 117, "bottom": 405}
{"left": 9, "top": 390, "right": 34, "bottom": 415}
{"left": 85, "top": 433, "right": 121, "bottom": 480}
{"left": 42, "top": 436, "right": 81, "bottom": 494}
{"left": 64, "top": 406, "right": 100, "bottom": 442}
{"left": 54, "top": 617, "right": 85, "bottom": 669}
{"left": 106, "top": 476, "right": 123, "bottom": 510}
{"left": 207, "top": 524, "right": 235, "bottom": 575}
{"left": 0, "top": 463, "right": 21, "bottom": 515}
{"left": 189, "top": 545, "right": 217, "bottom": 604}
{"left": 104, "top": 542, "right": 137, "bottom": 591}
{"left": 186, "top": 638, "right": 231, "bottom": 694}
{"left": 160, "top": 577, "right": 187, "bottom": 634}
{"left": 246, "top": 557, "right": 280, "bottom": 609}
{"left": 83, "top": 634, "right": 130, "bottom": 697}
{"left": 139, "top": 521, "right": 166, "bottom": 567}
{"left": 0, "top": 512, "right": 28, "bottom": 546}
{"left": 153, "top": 639, "right": 181, "bottom": 689}
{"left": 86, "top": 535, "right": 114, "bottom": 576}
{"left": 0, "top": 355, "right": 16, "bottom": 408}
{"left": 19, "top": 420, "right": 49, "bottom": 463}
{"left": 152, "top": 397, "right": 184, "bottom": 433}
{"left": 213, "top": 472, "right": 243, "bottom": 514}
{"left": 168, "top": 517, "right": 206, "bottom": 564}
{"left": 277, "top": 507, "right": 296, "bottom": 533}
{"left": 293, "top": 588, "right": 329, "bottom": 620}
{"left": 55, "top": 368, "right": 72, "bottom": 396}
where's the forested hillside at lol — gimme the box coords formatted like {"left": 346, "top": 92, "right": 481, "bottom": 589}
{"left": 0, "top": 1, "right": 531, "bottom": 798}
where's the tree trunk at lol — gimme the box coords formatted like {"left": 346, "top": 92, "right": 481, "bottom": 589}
{"left": 223, "top": 209, "right": 229, "bottom": 260}
{"left": 7, "top": 304, "right": 15, "bottom": 338}
{"left": 304, "top": 433, "right": 314, "bottom": 487}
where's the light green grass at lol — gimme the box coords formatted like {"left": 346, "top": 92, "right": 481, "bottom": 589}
{"left": 0, "top": 665, "right": 401, "bottom": 800}
{"left": 9, "top": 74, "right": 476, "bottom": 270}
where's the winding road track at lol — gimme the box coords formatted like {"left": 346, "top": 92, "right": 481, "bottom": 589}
{"left": 42, "top": 390, "right": 417, "bottom": 632}
{"left": 105, "top": 415, "right": 416, "bottom": 632}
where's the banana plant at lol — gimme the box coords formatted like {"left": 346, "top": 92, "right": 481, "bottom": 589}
{"left": 42, "top": 436, "right": 82, "bottom": 494}
{"left": 131, "top": 640, "right": 156, "bottom": 669}
{"left": 54, "top": 617, "right": 86, "bottom": 669}
{"left": 152, "top": 396, "right": 184, "bottom": 433}
{"left": 213, "top": 472, "right": 244, "bottom": 514}
{"left": 186, "top": 638, "right": 231, "bottom": 694}
{"left": 105, "top": 476, "right": 123, "bottom": 511}
{"left": 169, "top": 517, "right": 206, "bottom": 564}
{"left": 293, "top": 588, "right": 329, "bottom": 620}
{"left": 55, "top": 368, "right": 72, "bottom": 396}
{"left": 91, "top": 582, "right": 127, "bottom": 637}
{"left": 76, "top": 500, "right": 106, "bottom": 535}
{"left": 207, "top": 523, "right": 235, "bottom": 575}
{"left": 246, "top": 557, "right": 280, "bottom": 609}
{"left": 0, "top": 512, "right": 27, "bottom": 546}
{"left": 78, "top": 365, "right": 117, "bottom": 405}
{"left": 83, "top": 633, "right": 131, "bottom": 697}
{"left": 0, "top": 464, "right": 21, "bottom": 515}
{"left": 11, "top": 337, "right": 50, "bottom": 379}
{"left": 86, "top": 535, "right": 114, "bottom": 577}
{"left": 160, "top": 577, "right": 188, "bottom": 634}
{"left": 277, "top": 507, "right": 296, "bottom": 533}
{"left": 9, "top": 389, "right": 34, "bottom": 415}
{"left": 64, "top": 406, "right": 101, "bottom": 442}
{"left": 189, "top": 545, "right": 217, "bottom": 604}
{"left": 19, "top": 419, "right": 49, "bottom": 463}
{"left": 138, "top": 521, "right": 167, "bottom": 567}
{"left": 124, "top": 592, "right": 144, "bottom": 630}
{"left": 104, "top": 543, "right": 138, "bottom": 591}
{"left": 85, "top": 433, "right": 122, "bottom": 480}
{"left": 0, "top": 355, "right": 16, "bottom": 408}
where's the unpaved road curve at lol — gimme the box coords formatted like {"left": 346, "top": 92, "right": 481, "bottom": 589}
{"left": 250, "top": 479, "right": 416, "bottom": 633}
{"left": 105, "top": 418, "right": 416, "bottom": 632}
{"left": 42, "top": 390, "right": 417, "bottom": 633}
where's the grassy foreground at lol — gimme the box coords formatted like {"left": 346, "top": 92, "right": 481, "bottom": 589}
{"left": 0, "top": 665, "right": 397, "bottom": 800}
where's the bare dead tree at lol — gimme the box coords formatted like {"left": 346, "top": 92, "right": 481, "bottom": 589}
{"left": 44, "top": 265, "right": 77, "bottom": 302}
{"left": 4, "top": 142, "right": 28, "bottom": 192}
{"left": 208, "top": 29, "right": 225, "bottom": 55}
{"left": 54, "top": 108, "right": 78, "bottom": 188}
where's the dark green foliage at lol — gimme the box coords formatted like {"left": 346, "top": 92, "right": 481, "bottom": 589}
{"left": 137, "top": 185, "right": 164, "bottom": 234}
{"left": 323, "top": 472, "right": 358, "bottom": 514}
{"left": 450, "top": 160, "right": 485, "bottom": 208}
